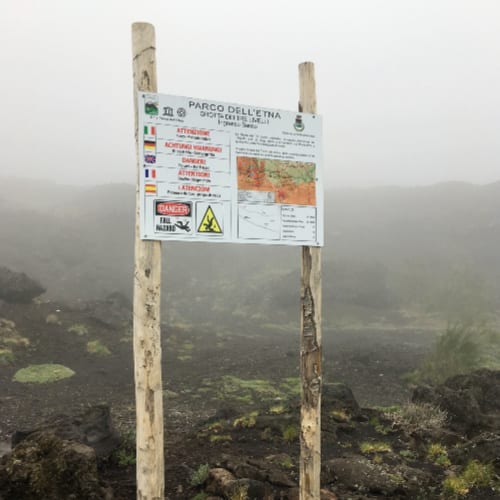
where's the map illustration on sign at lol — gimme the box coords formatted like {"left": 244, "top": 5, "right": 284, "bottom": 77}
{"left": 237, "top": 157, "right": 316, "bottom": 206}
{"left": 138, "top": 93, "right": 323, "bottom": 246}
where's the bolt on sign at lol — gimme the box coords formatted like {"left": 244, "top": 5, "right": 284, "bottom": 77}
{"left": 138, "top": 93, "right": 323, "bottom": 246}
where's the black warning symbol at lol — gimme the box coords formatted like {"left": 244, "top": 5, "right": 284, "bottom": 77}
{"left": 197, "top": 205, "right": 222, "bottom": 234}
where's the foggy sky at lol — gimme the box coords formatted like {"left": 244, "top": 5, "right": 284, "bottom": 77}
{"left": 1, "top": 0, "right": 499, "bottom": 188}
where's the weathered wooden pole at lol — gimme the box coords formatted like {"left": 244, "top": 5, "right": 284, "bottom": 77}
{"left": 131, "top": 22, "right": 164, "bottom": 500}
{"left": 298, "top": 61, "right": 322, "bottom": 500}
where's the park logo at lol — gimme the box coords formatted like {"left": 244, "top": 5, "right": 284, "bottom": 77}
{"left": 144, "top": 97, "right": 159, "bottom": 116}
{"left": 294, "top": 114, "right": 305, "bottom": 132}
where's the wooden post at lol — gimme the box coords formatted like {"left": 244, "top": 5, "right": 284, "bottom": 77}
{"left": 131, "top": 22, "right": 164, "bottom": 500}
{"left": 299, "top": 61, "right": 322, "bottom": 500}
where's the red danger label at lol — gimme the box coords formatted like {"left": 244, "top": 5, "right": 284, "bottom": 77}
{"left": 155, "top": 201, "right": 191, "bottom": 217}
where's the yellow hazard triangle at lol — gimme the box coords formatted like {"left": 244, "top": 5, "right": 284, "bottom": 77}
{"left": 197, "top": 206, "right": 222, "bottom": 233}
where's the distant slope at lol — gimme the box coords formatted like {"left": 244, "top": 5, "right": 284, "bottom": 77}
{"left": 0, "top": 177, "right": 499, "bottom": 323}
{"left": 326, "top": 181, "right": 500, "bottom": 268}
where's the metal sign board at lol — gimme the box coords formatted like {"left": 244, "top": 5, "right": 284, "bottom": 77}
{"left": 138, "top": 93, "right": 323, "bottom": 246}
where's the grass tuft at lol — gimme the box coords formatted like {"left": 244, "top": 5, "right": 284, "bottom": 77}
{"left": 442, "top": 460, "right": 496, "bottom": 498}
{"left": 360, "top": 441, "right": 392, "bottom": 454}
{"left": 406, "top": 323, "right": 500, "bottom": 385}
{"left": 389, "top": 402, "right": 447, "bottom": 435}
{"left": 427, "top": 443, "right": 451, "bottom": 467}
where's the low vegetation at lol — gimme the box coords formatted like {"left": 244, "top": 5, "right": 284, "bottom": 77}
{"left": 0, "top": 318, "right": 29, "bottom": 365}
{"left": 209, "top": 434, "right": 232, "bottom": 443}
{"left": 67, "top": 323, "right": 89, "bottom": 336}
{"left": 359, "top": 441, "right": 392, "bottom": 454}
{"left": 190, "top": 463, "right": 210, "bottom": 487}
{"left": 86, "top": 340, "right": 111, "bottom": 356}
{"left": 215, "top": 375, "right": 300, "bottom": 405}
{"left": 112, "top": 430, "right": 136, "bottom": 467}
{"left": 45, "top": 313, "right": 61, "bottom": 325}
{"left": 282, "top": 423, "right": 299, "bottom": 443}
{"left": 388, "top": 402, "right": 447, "bottom": 435}
{"left": 442, "top": 460, "right": 496, "bottom": 498}
{"left": 405, "top": 322, "right": 500, "bottom": 385}
{"left": 233, "top": 411, "right": 258, "bottom": 429}
{"left": 13, "top": 364, "right": 75, "bottom": 383}
{"left": 0, "top": 348, "right": 15, "bottom": 365}
{"left": 426, "top": 443, "right": 451, "bottom": 467}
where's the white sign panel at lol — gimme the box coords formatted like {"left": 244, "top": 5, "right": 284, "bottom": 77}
{"left": 138, "top": 93, "right": 323, "bottom": 246}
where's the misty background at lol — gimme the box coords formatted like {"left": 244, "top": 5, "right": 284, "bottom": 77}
{"left": 1, "top": 0, "right": 500, "bottom": 187}
{"left": 0, "top": 1, "right": 499, "bottom": 330}
{"left": 1, "top": 179, "right": 499, "bottom": 331}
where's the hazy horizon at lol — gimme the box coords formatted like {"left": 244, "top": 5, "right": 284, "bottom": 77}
{"left": 1, "top": 1, "right": 499, "bottom": 188}
{"left": 1, "top": 174, "right": 499, "bottom": 191}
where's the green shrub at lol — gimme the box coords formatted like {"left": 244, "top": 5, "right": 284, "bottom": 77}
{"left": 190, "top": 463, "right": 210, "bottom": 486}
{"left": 114, "top": 448, "right": 136, "bottom": 466}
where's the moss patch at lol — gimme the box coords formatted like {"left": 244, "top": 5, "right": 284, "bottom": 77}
{"left": 282, "top": 423, "right": 299, "bottom": 443}
{"left": 280, "top": 377, "right": 301, "bottom": 396}
{"left": 163, "top": 389, "right": 179, "bottom": 399}
{"left": 86, "top": 340, "right": 111, "bottom": 356}
{"left": 67, "top": 323, "right": 89, "bottom": 336}
{"left": 0, "top": 347, "right": 15, "bottom": 365}
{"left": 217, "top": 375, "right": 300, "bottom": 404}
{"left": 331, "top": 409, "right": 351, "bottom": 423}
{"left": 209, "top": 434, "right": 232, "bottom": 443}
{"left": 233, "top": 411, "right": 258, "bottom": 429}
{"left": 45, "top": 313, "right": 61, "bottom": 325}
{"left": 13, "top": 364, "right": 75, "bottom": 383}
{"left": 269, "top": 404, "right": 286, "bottom": 415}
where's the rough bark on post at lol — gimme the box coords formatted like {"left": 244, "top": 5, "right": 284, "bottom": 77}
{"left": 131, "top": 22, "right": 164, "bottom": 500}
{"left": 298, "top": 61, "right": 322, "bottom": 500}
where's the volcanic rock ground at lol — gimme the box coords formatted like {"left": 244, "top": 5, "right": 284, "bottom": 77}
{"left": 0, "top": 299, "right": 443, "bottom": 499}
